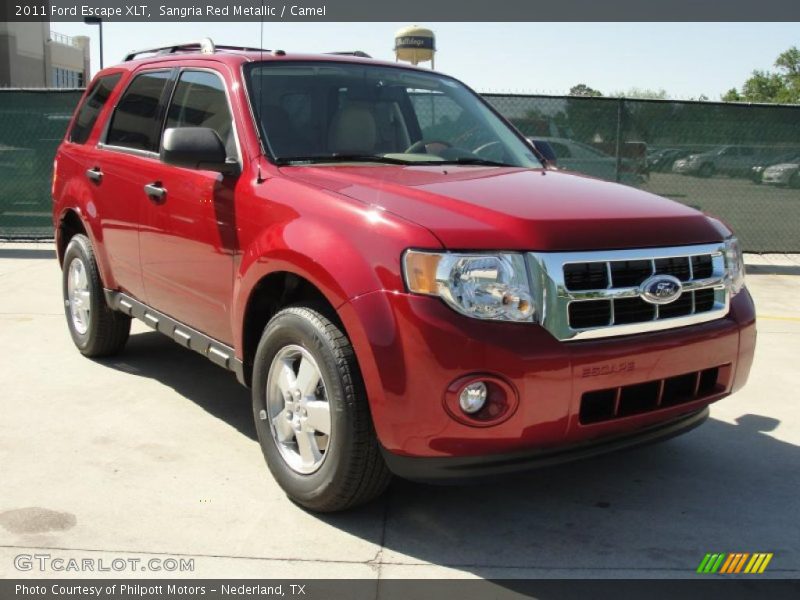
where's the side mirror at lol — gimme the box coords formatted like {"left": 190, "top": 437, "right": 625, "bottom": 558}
{"left": 161, "top": 127, "right": 239, "bottom": 175}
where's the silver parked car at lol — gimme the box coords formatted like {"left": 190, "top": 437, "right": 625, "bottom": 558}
{"left": 672, "top": 145, "right": 759, "bottom": 178}
{"left": 762, "top": 156, "right": 800, "bottom": 188}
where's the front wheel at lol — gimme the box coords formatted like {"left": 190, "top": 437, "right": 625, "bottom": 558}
{"left": 62, "top": 234, "right": 130, "bottom": 357}
{"left": 698, "top": 163, "right": 715, "bottom": 178}
{"left": 252, "top": 305, "right": 391, "bottom": 512}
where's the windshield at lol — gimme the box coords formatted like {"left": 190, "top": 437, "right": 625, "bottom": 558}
{"left": 244, "top": 61, "right": 541, "bottom": 168}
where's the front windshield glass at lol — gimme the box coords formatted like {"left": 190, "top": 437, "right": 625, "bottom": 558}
{"left": 244, "top": 61, "right": 541, "bottom": 168}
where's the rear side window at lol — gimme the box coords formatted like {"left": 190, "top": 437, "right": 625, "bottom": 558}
{"left": 106, "top": 71, "right": 172, "bottom": 152}
{"left": 68, "top": 73, "right": 122, "bottom": 144}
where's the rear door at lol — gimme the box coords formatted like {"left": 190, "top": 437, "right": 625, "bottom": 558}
{"left": 87, "top": 69, "right": 175, "bottom": 301}
{"left": 56, "top": 71, "right": 122, "bottom": 265}
{"left": 138, "top": 68, "right": 240, "bottom": 344}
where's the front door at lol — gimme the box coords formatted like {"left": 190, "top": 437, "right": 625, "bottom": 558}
{"left": 138, "top": 68, "right": 240, "bottom": 345}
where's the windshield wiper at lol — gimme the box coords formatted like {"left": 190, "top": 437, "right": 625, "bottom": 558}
{"left": 275, "top": 154, "right": 412, "bottom": 166}
{"left": 433, "top": 157, "right": 515, "bottom": 167}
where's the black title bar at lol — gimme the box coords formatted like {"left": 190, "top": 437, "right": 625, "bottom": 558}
{"left": 4, "top": 579, "right": 800, "bottom": 600}
{"left": 2, "top": 0, "right": 800, "bottom": 22}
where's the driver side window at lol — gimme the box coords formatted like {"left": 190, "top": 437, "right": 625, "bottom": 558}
{"left": 165, "top": 70, "right": 238, "bottom": 160}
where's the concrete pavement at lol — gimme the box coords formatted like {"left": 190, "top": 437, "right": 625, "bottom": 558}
{"left": 1, "top": 243, "right": 798, "bottom": 580}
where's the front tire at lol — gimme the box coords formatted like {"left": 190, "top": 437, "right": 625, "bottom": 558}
{"left": 62, "top": 234, "right": 130, "bottom": 357}
{"left": 252, "top": 305, "right": 391, "bottom": 512}
{"left": 698, "top": 163, "right": 715, "bottom": 178}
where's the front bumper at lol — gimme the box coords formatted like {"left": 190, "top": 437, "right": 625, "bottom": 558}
{"left": 382, "top": 407, "right": 709, "bottom": 482}
{"left": 339, "top": 287, "right": 755, "bottom": 465}
{"left": 672, "top": 161, "right": 700, "bottom": 174}
{"left": 763, "top": 170, "right": 794, "bottom": 185}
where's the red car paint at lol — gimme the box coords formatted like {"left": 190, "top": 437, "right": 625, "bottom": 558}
{"left": 53, "top": 51, "right": 755, "bottom": 467}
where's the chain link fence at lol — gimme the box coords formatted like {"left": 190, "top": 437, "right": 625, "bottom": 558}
{"left": 485, "top": 94, "right": 800, "bottom": 253}
{"left": 1, "top": 89, "right": 798, "bottom": 251}
{"left": 0, "top": 89, "right": 83, "bottom": 239}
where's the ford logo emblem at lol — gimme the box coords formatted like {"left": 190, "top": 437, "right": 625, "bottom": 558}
{"left": 639, "top": 275, "right": 683, "bottom": 305}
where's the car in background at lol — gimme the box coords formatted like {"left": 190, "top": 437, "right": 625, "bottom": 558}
{"left": 749, "top": 152, "right": 800, "bottom": 184}
{"left": 528, "top": 136, "right": 644, "bottom": 186}
{"left": 672, "top": 145, "right": 760, "bottom": 178}
{"left": 762, "top": 156, "right": 800, "bottom": 188}
{"left": 648, "top": 148, "right": 691, "bottom": 173}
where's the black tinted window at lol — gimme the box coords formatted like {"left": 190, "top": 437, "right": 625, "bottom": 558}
{"left": 166, "top": 70, "right": 236, "bottom": 158}
{"left": 106, "top": 71, "right": 171, "bottom": 152}
{"left": 532, "top": 140, "right": 557, "bottom": 162}
{"left": 68, "top": 73, "right": 121, "bottom": 144}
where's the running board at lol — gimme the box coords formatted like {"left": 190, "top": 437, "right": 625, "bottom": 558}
{"left": 104, "top": 290, "right": 247, "bottom": 386}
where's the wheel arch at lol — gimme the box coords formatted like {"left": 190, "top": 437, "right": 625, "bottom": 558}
{"left": 56, "top": 208, "right": 88, "bottom": 266}
{"left": 238, "top": 269, "right": 347, "bottom": 387}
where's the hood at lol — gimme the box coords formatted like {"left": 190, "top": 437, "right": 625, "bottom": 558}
{"left": 281, "top": 165, "right": 724, "bottom": 251}
{"left": 766, "top": 162, "right": 800, "bottom": 170}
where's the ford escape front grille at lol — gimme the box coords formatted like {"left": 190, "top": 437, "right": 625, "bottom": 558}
{"left": 528, "top": 243, "right": 730, "bottom": 341}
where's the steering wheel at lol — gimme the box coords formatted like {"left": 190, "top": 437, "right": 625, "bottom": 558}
{"left": 405, "top": 139, "right": 452, "bottom": 155}
{"left": 472, "top": 140, "right": 502, "bottom": 156}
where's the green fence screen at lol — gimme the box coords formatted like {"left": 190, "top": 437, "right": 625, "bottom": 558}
{"left": 0, "top": 89, "right": 83, "bottom": 238}
{"left": 485, "top": 94, "right": 800, "bottom": 253}
{"left": 1, "top": 89, "right": 798, "bottom": 252}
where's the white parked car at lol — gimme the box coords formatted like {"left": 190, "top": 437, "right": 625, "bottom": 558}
{"left": 762, "top": 157, "right": 800, "bottom": 188}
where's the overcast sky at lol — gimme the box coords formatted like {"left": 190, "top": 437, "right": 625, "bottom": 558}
{"left": 52, "top": 21, "right": 798, "bottom": 99}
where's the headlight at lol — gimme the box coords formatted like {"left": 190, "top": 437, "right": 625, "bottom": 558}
{"left": 724, "top": 236, "right": 745, "bottom": 296}
{"left": 403, "top": 250, "right": 536, "bottom": 322}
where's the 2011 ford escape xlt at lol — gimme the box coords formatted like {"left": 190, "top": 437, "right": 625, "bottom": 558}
{"left": 52, "top": 39, "right": 756, "bottom": 511}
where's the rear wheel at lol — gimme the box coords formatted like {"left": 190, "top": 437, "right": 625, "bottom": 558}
{"left": 252, "top": 305, "right": 391, "bottom": 512}
{"left": 62, "top": 234, "right": 130, "bottom": 357}
{"left": 789, "top": 172, "right": 800, "bottom": 189}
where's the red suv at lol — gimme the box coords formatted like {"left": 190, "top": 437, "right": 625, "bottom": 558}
{"left": 53, "top": 40, "right": 756, "bottom": 511}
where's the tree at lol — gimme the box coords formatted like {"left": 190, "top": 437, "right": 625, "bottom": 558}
{"left": 723, "top": 46, "right": 800, "bottom": 104}
{"left": 775, "top": 46, "right": 800, "bottom": 76}
{"left": 610, "top": 87, "right": 669, "bottom": 100}
{"left": 569, "top": 84, "right": 603, "bottom": 97}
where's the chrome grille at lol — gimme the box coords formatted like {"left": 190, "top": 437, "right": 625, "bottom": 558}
{"left": 527, "top": 243, "right": 730, "bottom": 341}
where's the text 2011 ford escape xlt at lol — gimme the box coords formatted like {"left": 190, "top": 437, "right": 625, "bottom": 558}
{"left": 52, "top": 40, "right": 756, "bottom": 511}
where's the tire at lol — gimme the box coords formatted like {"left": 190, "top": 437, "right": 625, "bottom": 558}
{"left": 698, "top": 163, "right": 715, "bottom": 178}
{"left": 62, "top": 234, "right": 131, "bottom": 357}
{"left": 790, "top": 173, "right": 800, "bottom": 189}
{"left": 252, "top": 305, "right": 391, "bottom": 512}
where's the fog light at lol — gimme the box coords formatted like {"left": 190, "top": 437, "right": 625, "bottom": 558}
{"left": 459, "top": 382, "right": 488, "bottom": 414}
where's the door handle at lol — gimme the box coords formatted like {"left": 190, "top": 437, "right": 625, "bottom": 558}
{"left": 143, "top": 182, "right": 167, "bottom": 202}
{"left": 85, "top": 167, "right": 103, "bottom": 183}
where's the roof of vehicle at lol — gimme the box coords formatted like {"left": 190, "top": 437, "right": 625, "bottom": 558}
{"left": 103, "top": 40, "right": 430, "bottom": 75}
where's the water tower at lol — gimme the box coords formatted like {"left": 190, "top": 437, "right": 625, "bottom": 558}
{"left": 394, "top": 25, "right": 436, "bottom": 69}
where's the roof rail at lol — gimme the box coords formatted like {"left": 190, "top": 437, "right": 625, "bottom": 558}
{"left": 124, "top": 38, "right": 216, "bottom": 61}
{"left": 123, "top": 38, "right": 271, "bottom": 62}
{"left": 326, "top": 51, "right": 373, "bottom": 58}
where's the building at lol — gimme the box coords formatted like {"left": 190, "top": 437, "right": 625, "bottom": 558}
{"left": 0, "top": 22, "right": 89, "bottom": 88}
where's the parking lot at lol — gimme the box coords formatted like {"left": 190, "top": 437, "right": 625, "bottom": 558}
{"left": 641, "top": 172, "right": 800, "bottom": 253}
{"left": 1, "top": 243, "right": 798, "bottom": 579}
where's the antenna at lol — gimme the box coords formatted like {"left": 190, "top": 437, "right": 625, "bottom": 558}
{"left": 257, "top": 16, "right": 266, "bottom": 182}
